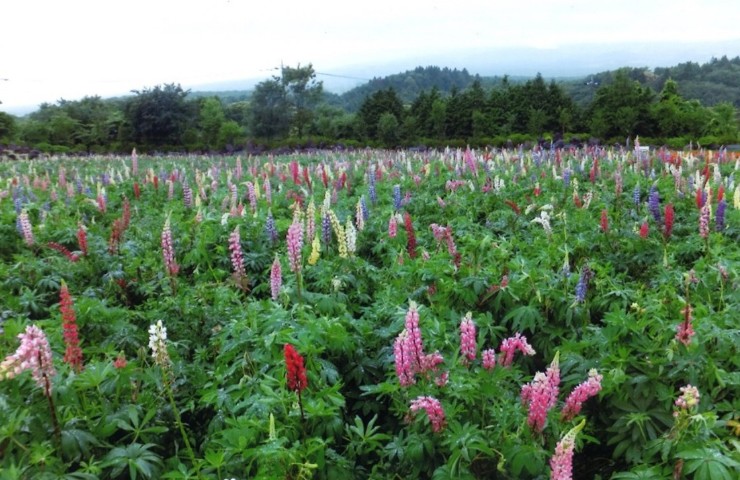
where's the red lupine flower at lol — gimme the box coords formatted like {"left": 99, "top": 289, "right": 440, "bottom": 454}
{"left": 639, "top": 221, "right": 649, "bottom": 239}
{"left": 409, "top": 396, "right": 446, "bottom": 433}
{"left": 404, "top": 212, "right": 417, "bottom": 259}
{"left": 663, "top": 203, "right": 674, "bottom": 240}
{"left": 284, "top": 344, "right": 308, "bottom": 392}
{"left": 600, "top": 209, "right": 609, "bottom": 233}
{"left": 77, "top": 223, "right": 88, "bottom": 256}
{"left": 109, "top": 218, "right": 124, "bottom": 254}
{"left": 695, "top": 187, "right": 703, "bottom": 209}
{"left": 114, "top": 352, "right": 127, "bottom": 369}
{"left": 122, "top": 196, "right": 131, "bottom": 229}
{"left": 133, "top": 181, "right": 141, "bottom": 200}
{"left": 60, "top": 282, "right": 83, "bottom": 372}
{"left": 47, "top": 242, "right": 79, "bottom": 262}
{"left": 561, "top": 369, "right": 602, "bottom": 421}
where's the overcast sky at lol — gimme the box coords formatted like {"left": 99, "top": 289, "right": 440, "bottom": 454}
{"left": 2, "top": 0, "right": 739, "bottom": 113}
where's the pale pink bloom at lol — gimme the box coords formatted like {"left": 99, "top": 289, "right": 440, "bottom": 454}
{"left": 388, "top": 214, "right": 398, "bottom": 238}
{"left": 161, "top": 217, "right": 179, "bottom": 276}
{"left": 270, "top": 255, "right": 282, "bottom": 301}
{"left": 549, "top": 420, "right": 585, "bottom": 480}
{"left": 286, "top": 220, "right": 304, "bottom": 273}
{"left": 394, "top": 330, "right": 416, "bottom": 387}
{"left": 459, "top": 312, "right": 477, "bottom": 364}
{"left": 229, "top": 226, "right": 246, "bottom": 280}
{"left": 674, "top": 384, "right": 700, "bottom": 411}
{"left": 0, "top": 325, "right": 56, "bottom": 396}
{"left": 482, "top": 348, "right": 496, "bottom": 370}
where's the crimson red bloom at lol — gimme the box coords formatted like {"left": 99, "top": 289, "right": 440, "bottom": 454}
{"left": 404, "top": 212, "right": 417, "bottom": 259}
{"left": 664, "top": 203, "right": 675, "bottom": 240}
{"left": 60, "top": 282, "right": 83, "bottom": 372}
{"left": 284, "top": 344, "right": 307, "bottom": 392}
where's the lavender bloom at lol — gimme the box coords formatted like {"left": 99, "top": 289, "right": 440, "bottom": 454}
{"left": 393, "top": 184, "right": 402, "bottom": 211}
{"left": 716, "top": 199, "right": 727, "bottom": 231}
{"left": 322, "top": 213, "right": 332, "bottom": 246}
{"left": 360, "top": 195, "right": 369, "bottom": 221}
{"left": 368, "top": 172, "right": 377, "bottom": 204}
{"left": 563, "top": 169, "right": 571, "bottom": 189}
{"left": 648, "top": 185, "right": 661, "bottom": 224}
{"left": 575, "top": 266, "right": 593, "bottom": 303}
{"left": 632, "top": 184, "right": 640, "bottom": 207}
{"left": 265, "top": 211, "right": 278, "bottom": 245}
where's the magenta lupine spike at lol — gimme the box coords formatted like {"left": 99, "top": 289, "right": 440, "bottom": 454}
{"left": 270, "top": 255, "right": 282, "bottom": 301}
{"left": 521, "top": 353, "right": 560, "bottom": 433}
{"left": 459, "top": 312, "right": 477, "bottom": 364}
{"left": 19, "top": 210, "right": 34, "bottom": 246}
{"left": 499, "top": 332, "right": 536, "bottom": 367}
{"left": 409, "top": 396, "right": 446, "bottom": 433}
{"left": 161, "top": 216, "right": 179, "bottom": 277}
{"left": 246, "top": 181, "right": 257, "bottom": 215}
{"left": 0, "top": 325, "right": 56, "bottom": 396}
{"left": 561, "top": 369, "right": 603, "bottom": 421}
{"left": 229, "top": 226, "right": 246, "bottom": 281}
{"left": 549, "top": 420, "right": 586, "bottom": 480}
{"left": 286, "top": 220, "right": 304, "bottom": 274}
{"left": 482, "top": 348, "right": 496, "bottom": 370}
{"left": 394, "top": 330, "right": 416, "bottom": 387}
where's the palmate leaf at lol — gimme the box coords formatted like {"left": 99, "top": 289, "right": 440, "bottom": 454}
{"left": 503, "top": 304, "right": 544, "bottom": 333}
{"left": 102, "top": 443, "right": 163, "bottom": 480}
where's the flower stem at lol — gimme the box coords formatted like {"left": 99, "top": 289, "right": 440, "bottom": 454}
{"left": 164, "top": 374, "right": 200, "bottom": 476}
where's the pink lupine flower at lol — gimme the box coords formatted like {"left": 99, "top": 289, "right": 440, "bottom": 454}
{"left": 113, "top": 352, "right": 127, "bottom": 369}
{"left": 459, "top": 312, "right": 477, "bottom": 364}
{"left": 97, "top": 192, "right": 106, "bottom": 213}
{"left": 394, "top": 330, "right": 416, "bottom": 387}
{"left": 561, "top": 369, "right": 602, "bottom": 421}
{"left": 521, "top": 353, "right": 560, "bottom": 433}
{"left": 549, "top": 420, "right": 585, "bottom": 480}
{"left": 246, "top": 182, "right": 257, "bottom": 215}
{"left": 639, "top": 221, "right": 649, "bottom": 239}
{"left": 77, "top": 223, "right": 88, "bottom": 256}
{"left": 482, "top": 348, "right": 497, "bottom": 370}
{"left": 499, "top": 332, "right": 535, "bottom": 367}
{"left": 270, "top": 255, "right": 282, "bottom": 301}
{"left": 161, "top": 216, "right": 179, "bottom": 277}
{"left": 229, "top": 226, "right": 247, "bottom": 282}
{"left": 131, "top": 148, "right": 138, "bottom": 176}
{"left": 699, "top": 203, "right": 710, "bottom": 239}
{"left": 409, "top": 396, "right": 446, "bottom": 432}
{"left": 404, "top": 302, "right": 424, "bottom": 371}
{"left": 19, "top": 210, "right": 34, "bottom": 246}
{"left": 600, "top": 209, "right": 609, "bottom": 233}
{"left": 0, "top": 325, "right": 56, "bottom": 396}
{"left": 286, "top": 220, "right": 304, "bottom": 274}
{"left": 388, "top": 213, "right": 398, "bottom": 238}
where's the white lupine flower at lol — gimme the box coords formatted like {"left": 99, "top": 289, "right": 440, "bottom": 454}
{"left": 148, "top": 320, "right": 170, "bottom": 367}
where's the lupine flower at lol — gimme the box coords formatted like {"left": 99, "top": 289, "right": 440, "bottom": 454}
{"left": 161, "top": 216, "right": 179, "bottom": 277}
{"left": 265, "top": 211, "right": 278, "bottom": 245}
{"left": 18, "top": 210, "right": 34, "bottom": 246}
{"left": 286, "top": 220, "right": 304, "bottom": 273}
{"left": 388, "top": 214, "right": 398, "bottom": 238}
{"left": 148, "top": 320, "right": 170, "bottom": 367}
{"left": 308, "top": 235, "right": 321, "bottom": 266}
{"left": 394, "top": 330, "right": 416, "bottom": 387}
{"left": 648, "top": 185, "right": 661, "bottom": 223}
{"left": 600, "top": 209, "right": 608, "bottom": 233}
{"left": 674, "top": 384, "right": 700, "bottom": 413}
{"left": 345, "top": 217, "right": 357, "bottom": 256}
{"left": 60, "top": 282, "right": 83, "bottom": 372}
{"left": 405, "top": 302, "right": 424, "bottom": 371}
{"left": 305, "top": 199, "right": 316, "bottom": 243}
{"left": 561, "top": 369, "right": 602, "bottom": 421}
{"left": 409, "top": 396, "right": 446, "bottom": 432}
{"left": 0, "top": 325, "right": 56, "bottom": 396}
{"left": 368, "top": 170, "right": 377, "bottom": 204}
{"left": 131, "top": 148, "right": 138, "bottom": 176}
{"left": 633, "top": 184, "right": 641, "bottom": 207}
{"left": 355, "top": 197, "right": 365, "bottom": 231}
{"left": 77, "top": 223, "right": 88, "bottom": 256}
{"left": 122, "top": 196, "right": 131, "bottom": 229}
{"left": 499, "top": 333, "right": 536, "bottom": 367}
{"left": 328, "top": 210, "right": 348, "bottom": 258}
{"left": 699, "top": 202, "right": 710, "bottom": 239}
{"left": 459, "top": 312, "right": 477, "bottom": 364}
{"left": 521, "top": 353, "right": 560, "bottom": 433}
{"left": 246, "top": 181, "right": 257, "bottom": 215}
{"left": 284, "top": 344, "right": 308, "bottom": 392}
{"left": 393, "top": 184, "right": 402, "bottom": 211}
{"left": 663, "top": 203, "right": 674, "bottom": 240}
{"left": 639, "top": 221, "right": 649, "bottom": 239}
{"left": 695, "top": 187, "right": 704, "bottom": 209}
{"left": 108, "top": 218, "right": 124, "bottom": 254}
{"left": 229, "top": 226, "right": 247, "bottom": 282}
{"left": 113, "top": 352, "right": 127, "bottom": 369}
{"left": 563, "top": 169, "right": 571, "bottom": 189}
{"left": 263, "top": 177, "right": 272, "bottom": 205}
{"left": 734, "top": 185, "right": 739, "bottom": 209}
{"left": 404, "top": 212, "right": 417, "bottom": 259}
{"left": 676, "top": 304, "right": 695, "bottom": 346}
{"left": 575, "top": 266, "right": 593, "bottom": 303}
{"left": 182, "top": 181, "right": 193, "bottom": 209}
{"left": 322, "top": 213, "right": 332, "bottom": 246}
{"left": 715, "top": 199, "right": 726, "bottom": 231}
{"left": 482, "top": 348, "right": 496, "bottom": 370}
{"left": 270, "top": 255, "right": 282, "bottom": 300}
{"left": 532, "top": 210, "right": 553, "bottom": 236}
{"left": 47, "top": 242, "right": 79, "bottom": 262}
{"left": 549, "top": 420, "right": 585, "bottom": 480}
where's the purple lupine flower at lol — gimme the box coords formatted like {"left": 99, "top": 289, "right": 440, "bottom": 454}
{"left": 392, "top": 184, "right": 402, "bottom": 211}
{"left": 368, "top": 171, "right": 377, "bottom": 204}
{"left": 648, "top": 185, "right": 661, "bottom": 223}
{"left": 182, "top": 182, "right": 193, "bottom": 209}
{"left": 715, "top": 199, "right": 727, "bottom": 231}
{"left": 562, "top": 169, "right": 571, "bottom": 189}
{"left": 161, "top": 216, "right": 179, "bottom": 277}
{"left": 360, "top": 195, "right": 369, "bottom": 221}
{"left": 322, "top": 213, "right": 332, "bottom": 246}
{"left": 632, "top": 184, "right": 640, "bottom": 207}
{"left": 575, "top": 266, "right": 592, "bottom": 303}
{"left": 265, "top": 211, "right": 278, "bottom": 245}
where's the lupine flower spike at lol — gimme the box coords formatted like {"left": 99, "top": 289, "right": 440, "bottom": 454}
{"left": 409, "top": 395, "right": 446, "bottom": 433}
{"left": 549, "top": 419, "right": 586, "bottom": 480}
{"left": 161, "top": 215, "right": 179, "bottom": 277}
{"left": 270, "top": 255, "right": 282, "bottom": 301}
{"left": 459, "top": 312, "right": 477, "bottom": 365}
{"left": 60, "top": 281, "right": 84, "bottom": 372}
{"left": 561, "top": 369, "right": 602, "bottom": 421}
{"left": 521, "top": 352, "right": 560, "bottom": 433}
{"left": 284, "top": 344, "right": 308, "bottom": 420}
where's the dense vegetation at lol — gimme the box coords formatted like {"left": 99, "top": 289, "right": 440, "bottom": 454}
{"left": 0, "top": 148, "right": 737, "bottom": 479}
{"left": 1, "top": 58, "right": 739, "bottom": 154}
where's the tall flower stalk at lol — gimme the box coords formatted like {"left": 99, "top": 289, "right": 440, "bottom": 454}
{"left": 286, "top": 220, "right": 304, "bottom": 299}
{"left": 284, "top": 344, "right": 308, "bottom": 421}
{"left": 60, "top": 281, "right": 83, "bottom": 373}
{"left": 229, "top": 226, "right": 248, "bottom": 290}
{"left": 549, "top": 419, "right": 586, "bottom": 480}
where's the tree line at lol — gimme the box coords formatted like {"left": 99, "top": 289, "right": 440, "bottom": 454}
{"left": 1, "top": 62, "right": 738, "bottom": 154}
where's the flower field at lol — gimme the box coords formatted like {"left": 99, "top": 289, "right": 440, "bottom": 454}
{"left": 0, "top": 147, "right": 738, "bottom": 479}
